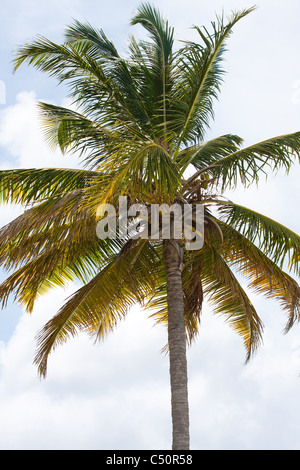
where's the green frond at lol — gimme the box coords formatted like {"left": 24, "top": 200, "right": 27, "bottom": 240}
{"left": 131, "top": 3, "right": 174, "bottom": 138}
{"left": 0, "top": 167, "right": 96, "bottom": 205}
{"left": 131, "top": 3, "right": 174, "bottom": 66}
{"left": 84, "top": 140, "right": 182, "bottom": 206}
{"left": 13, "top": 36, "right": 107, "bottom": 83}
{"left": 212, "top": 131, "right": 300, "bottom": 189}
{"left": 172, "top": 6, "right": 255, "bottom": 149}
{"left": 64, "top": 20, "right": 120, "bottom": 59}
{"left": 178, "top": 134, "right": 243, "bottom": 173}
{"left": 13, "top": 34, "right": 150, "bottom": 136}
{"left": 38, "top": 101, "right": 120, "bottom": 156}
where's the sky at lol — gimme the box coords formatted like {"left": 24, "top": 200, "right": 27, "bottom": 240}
{"left": 0, "top": 0, "right": 299, "bottom": 450}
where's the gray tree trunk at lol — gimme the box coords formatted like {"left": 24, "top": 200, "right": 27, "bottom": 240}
{"left": 163, "top": 239, "right": 190, "bottom": 450}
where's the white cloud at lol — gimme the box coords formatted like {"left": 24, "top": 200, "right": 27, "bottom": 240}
{"left": 0, "top": 290, "right": 171, "bottom": 450}
{"left": 0, "top": 91, "right": 80, "bottom": 169}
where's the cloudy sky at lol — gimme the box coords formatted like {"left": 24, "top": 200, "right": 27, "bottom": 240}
{"left": 0, "top": 0, "right": 299, "bottom": 450}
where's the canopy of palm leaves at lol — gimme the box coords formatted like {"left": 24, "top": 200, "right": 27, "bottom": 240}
{"left": 0, "top": 3, "right": 299, "bottom": 377}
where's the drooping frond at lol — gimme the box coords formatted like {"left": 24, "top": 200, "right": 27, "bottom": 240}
{"left": 83, "top": 140, "right": 182, "bottom": 206}
{"left": 185, "top": 243, "right": 263, "bottom": 362}
{"left": 64, "top": 20, "right": 120, "bottom": 59}
{"left": 0, "top": 185, "right": 114, "bottom": 276}
{"left": 34, "top": 239, "right": 160, "bottom": 377}
{"left": 14, "top": 32, "right": 151, "bottom": 139}
{"left": 38, "top": 101, "right": 155, "bottom": 173}
{"left": 0, "top": 191, "right": 88, "bottom": 260}
{"left": 13, "top": 36, "right": 108, "bottom": 83}
{"left": 216, "top": 200, "right": 300, "bottom": 273}
{"left": 213, "top": 217, "right": 300, "bottom": 333}
{"left": 38, "top": 102, "right": 121, "bottom": 156}
{"left": 0, "top": 234, "right": 126, "bottom": 313}
{"left": 0, "top": 193, "right": 125, "bottom": 311}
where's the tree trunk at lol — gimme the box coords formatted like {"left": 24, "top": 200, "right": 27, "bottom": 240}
{"left": 163, "top": 239, "right": 190, "bottom": 450}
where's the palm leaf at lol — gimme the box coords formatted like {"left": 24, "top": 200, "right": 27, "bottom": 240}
{"left": 0, "top": 192, "right": 125, "bottom": 311}
{"left": 178, "top": 134, "right": 243, "bottom": 173}
{"left": 0, "top": 190, "right": 94, "bottom": 268}
{"left": 216, "top": 200, "right": 300, "bottom": 273}
{"left": 172, "top": 7, "right": 255, "bottom": 150}
{"left": 187, "top": 243, "right": 263, "bottom": 362}
{"left": 34, "top": 239, "right": 160, "bottom": 377}
{"left": 0, "top": 167, "right": 96, "bottom": 205}
{"left": 131, "top": 3, "right": 174, "bottom": 138}
{"left": 64, "top": 18, "right": 157, "bottom": 133}
{"left": 13, "top": 36, "right": 107, "bottom": 84}
{"left": 211, "top": 131, "right": 300, "bottom": 189}
{"left": 38, "top": 102, "right": 120, "bottom": 155}
{"left": 213, "top": 217, "right": 300, "bottom": 333}
{"left": 64, "top": 20, "right": 120, "bottom": 59}
{"left": 84, "top": 140, "right": 182, "bottom": 206}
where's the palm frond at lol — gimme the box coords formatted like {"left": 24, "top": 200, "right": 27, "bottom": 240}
{"left": 0, "top": 233, "right": 124, "bottom": 313}
{"left": 131, "top": 3, "right": 174, "bottom": 72}
{"left": 64, "top": 21, "right": 152, "bottom": 130}
{"left": 38, "top": 102, "right": 120, "bottom": 157}
{"left": 131, "top": 3, "right": 174, "bottom": 138}
{"left": 178, "top": 134, "right": 243, "bottom": 172}
{"left": 0, "top": 190, "right": 91, "bottom": 268}
{"left": 216, "top": 200, "right": 300, "bottom": 273}
{"left": 0, "top": 192, "right": 125, "bottom": 311}
{"left": 191, "top": 243, "right": 263, "bottom": 362}
{"left": 34, "top": 239, "right": 160, "bottom": 377}
{"left": 211, "top": 131, "right": 300, "bottom": 189}
{"left": 213, "top": 217, "right": 300, "bottom": 333}
{"left": 14, "top": 33, "right": 151, "bottom": 136}
{"left": 172, "top": 7, "right": 255, "bottom": 150}
{"left": 13, "top": 36, "right": 107, "bottom": 83}
{"left": 64, "top": 20, "right": 120, "bottom": 59}
{"left": 84, "top": 140, "right": 182, "bottom": 206}
{"left": 0, "top": 167, "right": 96, "bottom": 205}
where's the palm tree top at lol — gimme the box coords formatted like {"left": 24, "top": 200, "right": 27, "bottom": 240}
{"left": 0, "top": 2, "right": 298, "bottom": 380}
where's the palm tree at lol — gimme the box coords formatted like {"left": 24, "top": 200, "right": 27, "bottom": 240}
{"left": 0, "top": 3, "right": 299, "bottom": 450}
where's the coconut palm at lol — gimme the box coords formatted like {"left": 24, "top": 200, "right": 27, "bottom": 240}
{"left": 0, "top": 3, "right": 299, "bottom": 450}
